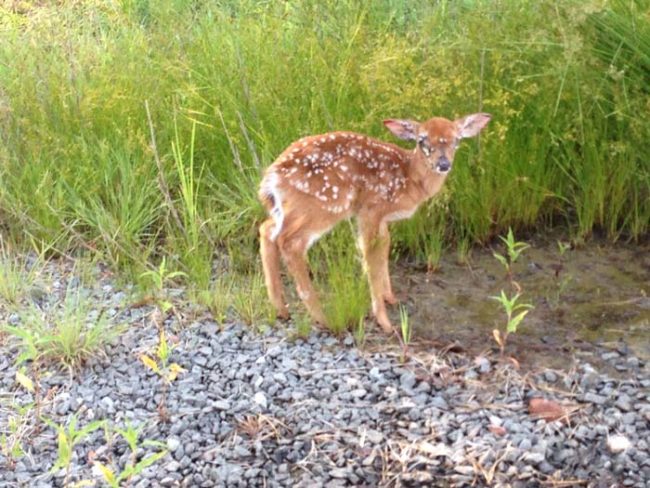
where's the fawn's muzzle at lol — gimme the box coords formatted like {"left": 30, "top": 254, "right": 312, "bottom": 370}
{"left": 436, "top": 157, "right": 451, "bottom": 174}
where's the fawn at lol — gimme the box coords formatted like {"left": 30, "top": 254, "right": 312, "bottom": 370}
{"left": 258, "top": 113, "right": 491, "bottom": 334}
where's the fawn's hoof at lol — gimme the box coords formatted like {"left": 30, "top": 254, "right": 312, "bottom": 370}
{"left": 276, "top": 308, "right": 290, "bottom": 321}
{"left": 376, "top": 317, "right": 394, "bottom": 335}
{"left": 383, "top": 293, "right": 399, "bottom": 305}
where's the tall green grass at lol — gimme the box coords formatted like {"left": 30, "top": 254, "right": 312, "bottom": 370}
{"left": 0, "top": 0, "right": 647, "bottom": 290}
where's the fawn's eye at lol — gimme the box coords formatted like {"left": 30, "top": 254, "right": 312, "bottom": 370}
{"left": 417, "top": 135, "right": 432, "bottom": 156}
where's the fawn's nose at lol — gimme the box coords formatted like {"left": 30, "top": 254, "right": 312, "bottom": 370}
{"left": 436, "top": 157, "right": 451, "bottom": 174}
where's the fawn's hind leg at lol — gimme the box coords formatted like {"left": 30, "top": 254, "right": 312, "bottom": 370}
{"left": 278, "top": 233, "right": 327, "bottom": 327}
{"left": 260, "top": 219, "right": 289, "bottom": 319}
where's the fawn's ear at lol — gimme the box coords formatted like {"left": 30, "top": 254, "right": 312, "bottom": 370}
{"left": 455, "top": 113, "right": 491, "bottom": 139}
{"left": 383, "top": 119, "right": 420, "bottom": 141}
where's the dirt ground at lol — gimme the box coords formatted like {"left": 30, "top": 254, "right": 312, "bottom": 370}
{"left": 389, "top": 234, "right": 650, "bottom": 372}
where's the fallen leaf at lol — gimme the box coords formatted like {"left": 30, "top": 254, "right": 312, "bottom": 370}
{"left": 492, "top": 329, "right": 503, "bottom": 347}
{"left": 528, "top": 397, "right": 566, "bottom": 422}
{"left": 488, "top": 424, "right": 507, "bottom": 436}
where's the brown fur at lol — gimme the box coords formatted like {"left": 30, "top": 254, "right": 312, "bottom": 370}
{"left": 258, "top": 113, "right": 491, "bottom": 333}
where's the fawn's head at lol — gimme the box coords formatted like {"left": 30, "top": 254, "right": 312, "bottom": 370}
{"left": 383, "top": 113, "right": 491, "bottom": 174}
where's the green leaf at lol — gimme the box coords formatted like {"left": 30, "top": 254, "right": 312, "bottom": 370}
{"left": 160, "top": 300, "right": 173, "bottom": 314}
{"left": 56, "top": 428, "right": 71, "bottom": 466}
{"left": 76, "top": 420, "right": 104, "bottom": 441}
{"left": 140, "top": 354, "right": 160, "bottom": 373}
{"left": 15, "top": 370, "right": 35, "bottom": 392}
{"left": 119, "top": 450, "right": 168, "bottom": 481}
{"left": 94, "top": 462, "right": 117, "bottom": 487}
{"left": 157, "top": 331, "right": 169, "bottom": 362}
{"left": 492, "top": 252, "right": 508, "bottom": 268}
{"left": 507, "top": 310, "right": 530, "bottom": 334}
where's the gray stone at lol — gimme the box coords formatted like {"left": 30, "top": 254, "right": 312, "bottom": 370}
{"left": 544, "top": 371, "right": 558, "bottom": 383}
{"left": 400, "top": 371, "right": 417, "bottom": 390}
{"left": 523, "top": 452, "right": 546, "bottom": 464}
{"left": 431, "top": 395, "right": 449, "bottom": 410}
{"left": 584, "top": 392, "right": 607, "bottom": 405}
{"left": 213, "top": 400, "right": 231, "bottom": 410}
{"left": 602, "top": 351, "right": 620, "bottom": 361}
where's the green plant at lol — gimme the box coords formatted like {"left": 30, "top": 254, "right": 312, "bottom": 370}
{"left": 169, "top": 117, "right": 213, "bottom": 288}
{"left": 318, "top": 227, "right": 370, "bottom": 335}
{"left": 139, "top": 257, "right": 187, "bottom": 315}
{"left": 456, "top": 237, "right": 472, "bottom": 266}
{"left": 140, "top": 330, "right": 186, "bottom": 420}
{"left": 293, "top": 312, "right": 313, "bottom": 339}
{"left": 353, "top": 316, "right": 367, "bottom": 348}
{"left": 0, "top": 0, "right": 648, "bottom": 294}
{"left": 231, "top": 271, "right": 275, "bottom": 328}
{"left": 95, "top": 422, "right": 168, "bottom": 488}
{"left": 140, "top": 330, "right": 185, "bottom": 384}
{"left": 193, "top": 275, "right": 235, "bottom": 325}
{"left": 398, "top": 305, "right": 412, "bottom": 362}
{"left": 0, "top": 240, "right": 41, "bottom": 305}
{"left": 492, "top": 228, "right": 529, "bottom": 282}
{"left": 557, "top": 240, "right": 571, "bottom": 257}
{"left": 490, "top": 290, "right": 534, "bottom": 355}
{"left": 0, "top": 373, "right": 36, "bottom": 469}
{"left": 4, "top": 292, "right": 122, "bottom": 370}
{"left": 43, "top": 414, "right": 104, "bottom": 487}
{"left": 547, "top": 240, "right": 573, "bottom": 309}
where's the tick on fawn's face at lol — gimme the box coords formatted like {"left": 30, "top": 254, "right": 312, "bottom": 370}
{"left": 258, "top": 113, "right": 491, "bottom": 335}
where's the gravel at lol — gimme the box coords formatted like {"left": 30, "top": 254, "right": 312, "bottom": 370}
{"left": 0, "top": 259, "right": 648, "bottom": 487}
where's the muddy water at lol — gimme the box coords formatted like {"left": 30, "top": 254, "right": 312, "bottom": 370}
{"left": 391, "top": 236, "right": 649, "bottom": 371}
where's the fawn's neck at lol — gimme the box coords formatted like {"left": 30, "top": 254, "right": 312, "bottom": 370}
{"left": 404, "top": 148, "right": 448, "bottom": 199}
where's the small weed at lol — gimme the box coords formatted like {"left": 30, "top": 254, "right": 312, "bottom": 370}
{"left": 95, "top": 422, "right": 168, "bottom": 488}
{"left": 139, "top": 257, "right": 187, "bottom": 315}
{"left": 319, "top": 228, "right": 370, "bottom": 335}
{"left": 493, "top": 228, "right": 529, "bottom": 283}
{"left": 456, "top": 238, "right": 472, "bottom": 266}
{"left": 399, "top": 305, "right": 412, "bottom": 362}
{"left": 43, "top": 414, "right": 104, "bottom": 487}
{"left": 1, "top": 394, "right": 34, "bottom": 469}
{"left": 140, "top": 330, "right": 186, "bottom": 421}
{"left": 4, "top": 292, "right": 122, "bottom": 370}
{"left": 293, "top": 312, "right": 312, "bottom": 339}
{"left": 232, "top": 272, "right": 275, "bottom": 328}
{"left": 140, "top": 330, "right": 185, "bottom": 383}
{"left": 490, "top": 290, "right": 534, "bottom": 355}
{"left": 194, "top": 275, "right": 236, "bottom": 325}
{"left": 353, "top": 316, "right": 366, "bottom": 348}
{"left": 557, "top": 240, "right": 571, "bottom": 257}
{"left": 0, "top": 244, "right": 41, "bottom": 305}
{"left": 425, "top": 235, "right": 445, "bottom": 273}
{"left": 547, "top": 240, "right": 573, "bottom": 308}
{"left": 399, "top": 305, "right": 412, "bottom": 345}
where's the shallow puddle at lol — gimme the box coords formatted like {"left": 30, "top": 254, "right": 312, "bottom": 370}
{"left": 391, "top": 235, "right": 650, "bottom": 371}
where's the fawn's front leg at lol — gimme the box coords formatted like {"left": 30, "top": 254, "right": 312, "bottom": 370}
{"left": 377, "top": 221, "right": 398, "bottom": 305}
{"left": 358, "top": 217, "right": 394, "bottom": 334}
